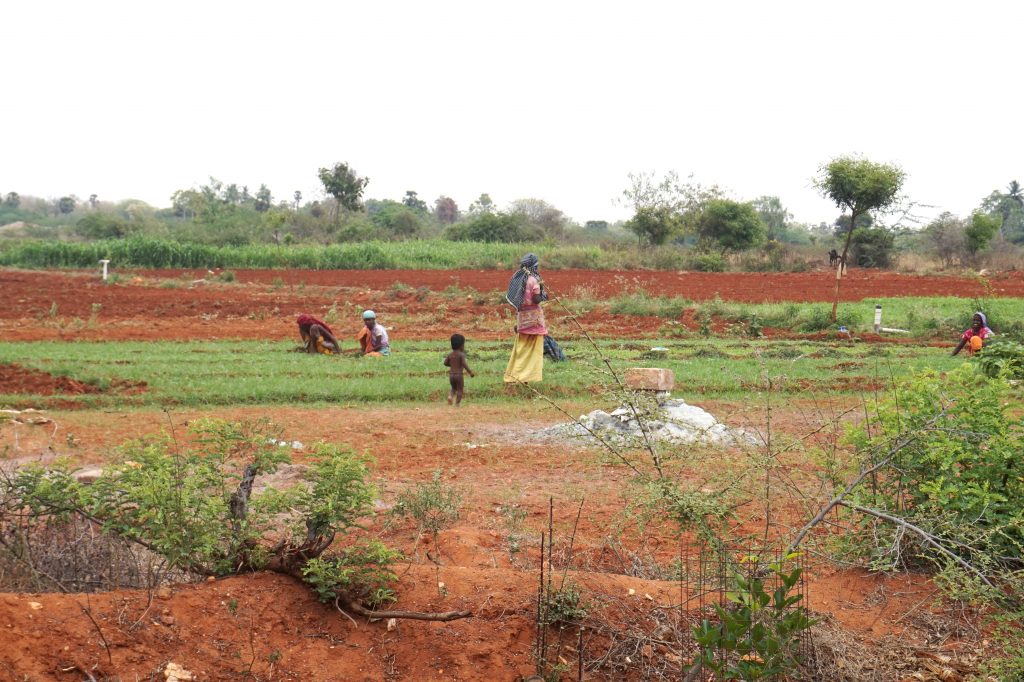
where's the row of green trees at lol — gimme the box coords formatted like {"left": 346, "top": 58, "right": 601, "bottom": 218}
{"left": 3, "top": 162, "right": 1021, "bottom": 265}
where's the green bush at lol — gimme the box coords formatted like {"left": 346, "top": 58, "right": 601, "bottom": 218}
{"left": 367, "top": 200, "right": 423, "bottom": 239}
{"left": 392, "top": 470, "right": 462, "bottom": 538}
{"left": 301, "top": 542, "right": 399, "bottom": 607}
{"left": 541, "top": 580, "right": 589, "bottom": 626}
{"left": 445, "top": 212, "right": 528, "bottom": 242}
{"left": 849, "top": 227, "right": 895, "bottom": 268}
{"left": 977, "top": 339, "right": 1024, "bottom": 380}
{"left": 845, "top": 366, "right": 1024, "bottom": 567}
{"left": 75, "top": 213, "right": 138, "bottom": 239}
{"left": 687, "top": 252, "right": 727, "bottom": 272}
{"left": 2, "top": 419, "right": 396, "bottom": 607}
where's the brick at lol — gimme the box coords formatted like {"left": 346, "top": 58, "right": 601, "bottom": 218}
{"left": 624, "top": 367, "right": 675, "bottom": 392}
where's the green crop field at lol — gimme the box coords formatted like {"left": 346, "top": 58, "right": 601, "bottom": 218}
{"left": 0, "top": 237, "right": 621, "bottom": 270}
{"left": 0, "top": 337, "right": 967, "bottom": 410}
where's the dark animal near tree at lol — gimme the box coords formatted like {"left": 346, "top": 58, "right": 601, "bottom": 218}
{"left": 828, "top": 249, "right": 840, "bottom": 267}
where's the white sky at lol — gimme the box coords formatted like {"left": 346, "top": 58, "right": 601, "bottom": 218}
{"left": 3, "top": 0, "right": 1022, "bottom": 226}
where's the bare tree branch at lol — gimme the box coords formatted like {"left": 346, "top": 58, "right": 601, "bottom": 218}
{"left": 837, "top": 502, "right": 995, "bottom": 589}
{"left": 786, "top": 412, "right": 946, "bottom": 555}
{"left": 343, "top": 600, "right": 471, "bottom": 622}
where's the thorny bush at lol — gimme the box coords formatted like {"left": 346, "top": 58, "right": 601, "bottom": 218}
{"left": 844, "top": 365, "right": 1023, "bottom": 570}
{"left": 0, "top": 419, "right": 397, "bottom": 607}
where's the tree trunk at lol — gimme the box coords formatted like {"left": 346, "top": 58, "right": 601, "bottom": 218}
{"left": 831, "top": 210, "right": 859, "bottom": 322}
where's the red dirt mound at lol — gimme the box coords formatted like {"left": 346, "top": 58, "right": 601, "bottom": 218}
{"left": 0, "top": 363, "right": 100, "bottom": 395}
{"left": 0, "top": 364, "right": 147, "bottom": 397}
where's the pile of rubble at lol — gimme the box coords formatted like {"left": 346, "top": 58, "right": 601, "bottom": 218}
{"left": 541, "top": 397, "right": 755, "bottom": 447}
{"left": 538, "top": 367, "right": 757, "bottom": 447}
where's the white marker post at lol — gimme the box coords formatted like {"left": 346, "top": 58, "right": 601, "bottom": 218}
{"left": 873, "top": 304, "right": 882, "bottom": 333}
{"left": 99, "top": 259, "right": 111, "bottom": 281}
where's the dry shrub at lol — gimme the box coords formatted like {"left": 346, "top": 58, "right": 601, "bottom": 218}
{"left": 801, "top": 615, "right": 982, "bottom": 681}
{"left": 0, "top": 515, "right": 194, "bottom": 593}
{"left": 894, "top": 250, "right": 940, "bottom": 274}
{"left": 978, "top": 240, "right": 1024, "bottom": 271}
{"left": 577, "top": 588, "right": 692, "bottom": 680}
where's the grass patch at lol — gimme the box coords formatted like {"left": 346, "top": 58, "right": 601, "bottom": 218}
{"left": 608, "top": 292, "right": 690, "bottom": 318}
{"left": 692, "top": 297, "right": 1024, "bottom": 337}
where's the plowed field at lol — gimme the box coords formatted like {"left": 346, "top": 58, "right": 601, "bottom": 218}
{"left": 2, "top": 267, "right": 1020, "bottom": 342}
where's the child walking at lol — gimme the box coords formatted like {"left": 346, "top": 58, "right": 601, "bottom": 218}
{"left": 444, "top": 333, "right": 475, "bottom": 406}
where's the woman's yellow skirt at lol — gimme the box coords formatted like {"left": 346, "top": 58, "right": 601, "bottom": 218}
{"left": 504, "top": 333, "right": 543, "bottom": 383}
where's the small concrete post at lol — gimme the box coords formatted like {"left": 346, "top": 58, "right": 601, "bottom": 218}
{"left": 99, "top": 259, "right": 111, "bottom": 281}
{"left": 873, "top": 304, "right": 882, "bottom": 333}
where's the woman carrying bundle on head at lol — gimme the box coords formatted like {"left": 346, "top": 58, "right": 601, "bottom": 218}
{"left": 504, "top": 253, "right": 548, "bottom": 384}
{"left": 297, "top": 314, "right": 340, "bottom": 355}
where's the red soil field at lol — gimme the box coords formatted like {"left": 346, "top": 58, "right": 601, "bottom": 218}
{"left": 1, "top": 267, "right": 1019, "bottom": 343}
{"left": 0, "top": 267, "right": 1010, "bottom": 679}
{"left": 86, "top": 266, "right": 1024, "bottom": 300}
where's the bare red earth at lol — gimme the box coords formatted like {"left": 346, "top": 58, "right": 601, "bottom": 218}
{"left": 0, "top": 363, "right": 100, "bottom": 395}
{"left": 0, "top": 406, "right": 972, "bottom": 681}
{"left": 2, "top": 267, "right": 1019, "bottom": 343}
{"left": 0, "top": 267, "right": 1007, "bottom": 679}
{"left": 138, "top": 267, "right": 1024, "bottom": 301}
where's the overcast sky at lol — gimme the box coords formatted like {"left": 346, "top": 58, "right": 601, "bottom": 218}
{"left": 3, "top": 1, "right": 1021, "bottom": 226}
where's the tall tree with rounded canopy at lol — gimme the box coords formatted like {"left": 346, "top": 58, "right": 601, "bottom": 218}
{"left": 624, "top": 205, "right": 682, "bottom": 247}
{"left": 697, "top": 199, "right": 767, "bottom": 254}
{"left": 1005, "top": 180, "right": 1023, "bottom": 210}
{"left": 965, "top": 212, "right": 1000, "bottom": 257}
{"left": 402, "top": 190, "right": 427, "bottom": 212}
{"left": 467, "top": 193, "right": 495, "bottom": 216}
{"left": 254, "top": 184, "right": 273, "bottom": 212}
{"left": 815, "top": 156, "right": 905, "bottom": 321}
{"left": 318, "top": 162, "right": 369, "bottom": 220}
{"left": 751, "top": 195, "right": 790, "bottom": 241}
{"left": 57, "top": 196, "right": 76, "bottom": 215}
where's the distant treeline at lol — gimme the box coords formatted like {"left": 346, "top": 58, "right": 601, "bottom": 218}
{"left": 0, "top": 237, "right": 810, "bottom": 271}
{"left": 3, "top": 167, "right": 1022, "bottom": 271}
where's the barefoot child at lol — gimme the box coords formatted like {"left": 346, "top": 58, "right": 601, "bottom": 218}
{"left": 444, "top": 334, "right": 475, "bottom": 406}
